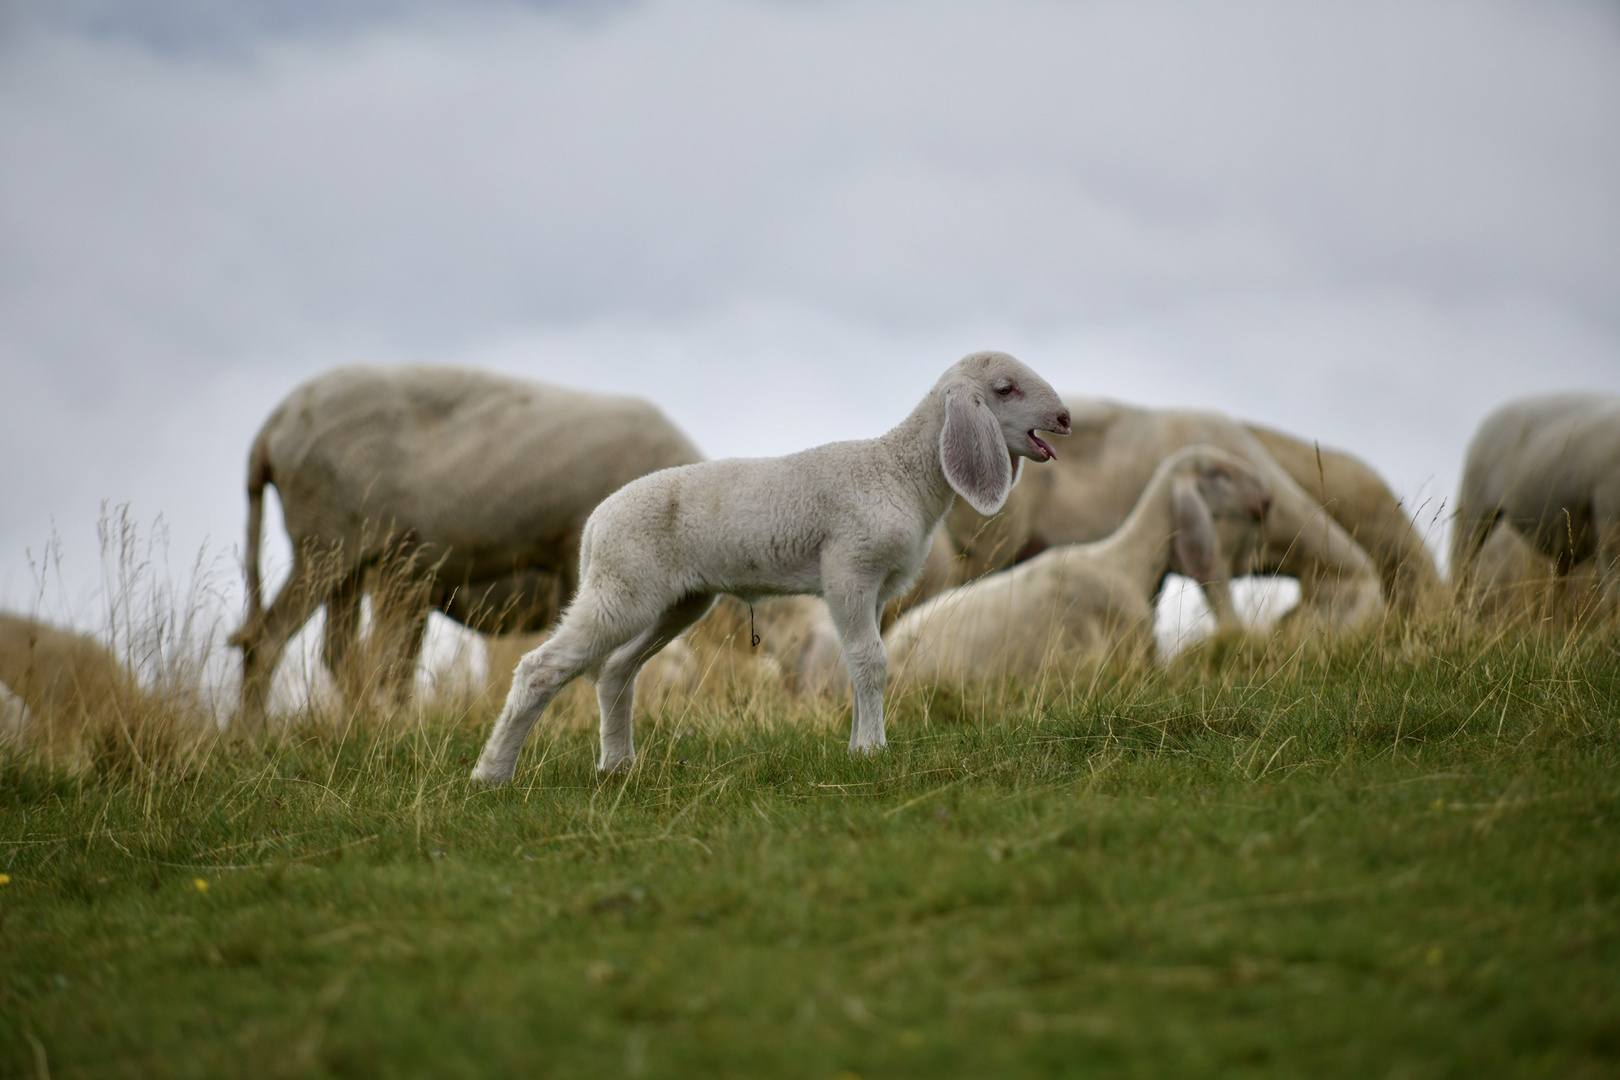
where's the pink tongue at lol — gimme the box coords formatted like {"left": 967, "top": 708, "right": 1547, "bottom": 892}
{"left": 1030, "top": 433, "right": 1057, "bottom": 460}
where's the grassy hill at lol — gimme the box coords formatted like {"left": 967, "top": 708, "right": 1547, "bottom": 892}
{"left": 3, "top": 624, "right": 1618, "bottom": 1077}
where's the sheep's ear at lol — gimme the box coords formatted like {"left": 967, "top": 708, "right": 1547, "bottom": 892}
{"left": 1171, "top": 475, "right": 1219, "bottom": 583}
{"left": 940, "top": 384, "right": 1013, "bottom": 515}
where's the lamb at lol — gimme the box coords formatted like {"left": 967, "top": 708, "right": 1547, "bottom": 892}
{"left": 471, "top": 351, "right": 1072, "bottom": 782}
{"left": 885, "top": 446, "right": 1271, "bottom": 686}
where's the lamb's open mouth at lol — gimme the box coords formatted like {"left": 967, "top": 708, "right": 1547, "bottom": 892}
{"left": 1027, "top": 431, "right": 1057, "bottom": 461}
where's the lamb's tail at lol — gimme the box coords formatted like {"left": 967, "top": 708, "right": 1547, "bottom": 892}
{"left": 243, "top": 433, "right": 273, "bottom": 621}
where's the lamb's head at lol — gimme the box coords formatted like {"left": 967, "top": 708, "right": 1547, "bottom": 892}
{"left": 1163, "top": 446, "right": 1271, "bottom": 584}
{"left": 936, "top": 351, "right": 1072, "bottom": 516}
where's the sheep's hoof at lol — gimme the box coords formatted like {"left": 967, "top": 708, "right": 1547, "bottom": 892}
{"left": 847, "top": 741, "right": 887, "bottom": 756}
{"left": 469, "top": 761, "right": 513, "bottom": 785}
{"left": 598, "top": 754, "right": 636, "bottom": 776}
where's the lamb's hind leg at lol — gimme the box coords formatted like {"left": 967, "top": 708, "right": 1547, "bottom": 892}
{"left": 595, "top": 592, "right": 717, "bottom": 774}
{"left": 472, "top": 590, "right": 643, "bottom": 785}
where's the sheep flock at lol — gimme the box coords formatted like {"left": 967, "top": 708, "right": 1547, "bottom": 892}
{"left": 3, "top": 354, "right": 1616, "bottom": 775}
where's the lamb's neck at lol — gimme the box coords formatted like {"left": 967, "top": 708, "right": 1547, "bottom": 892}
{"left": 1084, "top": 478, "right": 1179, "bottom": 599}
{"left": 877, "top": 390, "right": 956, "bottom": 525}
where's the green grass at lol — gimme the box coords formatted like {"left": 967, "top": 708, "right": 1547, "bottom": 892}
{"left": 3, "top": 627, "right": 1619, "bottom": 1078}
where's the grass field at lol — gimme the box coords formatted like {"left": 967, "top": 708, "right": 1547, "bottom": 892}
{"left": 3, "top": 622, "right": 1619, "bottom": 1078}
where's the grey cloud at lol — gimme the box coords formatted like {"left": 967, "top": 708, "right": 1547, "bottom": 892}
{"left": 3, "top": 0, "right": 625, "bottom": 56}
{"left": 1, "top": 0, "right": 1618, "bottom": 626}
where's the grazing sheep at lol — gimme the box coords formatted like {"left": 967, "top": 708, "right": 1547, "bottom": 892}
{"left": 1451, "top": 392, "right": 1620, "bottom": 619}
{"left": 472, "top": 351, "right": 1072, "bottom": 782}
{"left": 229, "top": 365, "right": 703, "bottom": 727}
{"left": 945, "top": 399, "right": 1395, "bottom": 631}
{"left": 0, "top": 613, "right": 143, "bottom": 762}
{"left": 886, "top": 446, "right": 1271, "bottom": 686}
{"left": 1460, "top": 519, "right": 1602, "bottom": 625}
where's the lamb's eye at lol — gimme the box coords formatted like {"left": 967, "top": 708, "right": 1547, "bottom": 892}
{"left": 996, "top": 384, "right": 1014, "bottom": 397}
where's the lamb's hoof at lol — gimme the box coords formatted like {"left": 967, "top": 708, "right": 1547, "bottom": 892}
{"left": 847, "top": 741, "right": 887, "bottom": 756}
{"left": 470, "top": 761, "right": 513, "bottom": 786}
{"left": 598, "top": 755, "right": 635, "bottom": 776}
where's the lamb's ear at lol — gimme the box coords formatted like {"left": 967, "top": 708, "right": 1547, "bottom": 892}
{"left": 940, "top": 384, "right": 1013, "bottom": 515}
{"left": 1171, "top": 475, "right": 1219, "bottom": 583}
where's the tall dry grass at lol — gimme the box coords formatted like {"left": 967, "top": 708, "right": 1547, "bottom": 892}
{"left": 1, "top": 507, "right": 229, "bottom": 782}
{"left": 0, "top": 511, "right": 832, "bottom": 782}
{"left": 3, "top": 505, "right": 1616, "bottom": 794}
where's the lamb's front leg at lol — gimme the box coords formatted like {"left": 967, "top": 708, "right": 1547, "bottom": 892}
{"left": 826, "top": 587, "right": 888, "bottom": 753}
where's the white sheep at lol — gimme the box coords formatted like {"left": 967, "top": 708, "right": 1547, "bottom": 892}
{"left": 943, "top": 400, "right": 1408, "bottom": 630}
{"left": 471, "top": 351, "right": 1072, "bottom": 782}
{"left": 885, "top": 446, "right": 1272, "bottom": 686}
{"left": 1451, "top": 392, "right": 1620, "bottom": 619}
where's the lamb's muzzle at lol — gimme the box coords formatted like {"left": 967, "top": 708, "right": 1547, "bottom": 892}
{"left": 1021, "top": 404, "right": 1069, "bottom": 462}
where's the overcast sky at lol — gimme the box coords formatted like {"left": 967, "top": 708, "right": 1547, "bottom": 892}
{"left": 3, "top": 0, "right": 1618, "bottom": 649}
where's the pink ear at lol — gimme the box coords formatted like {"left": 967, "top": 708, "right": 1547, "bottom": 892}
{"left": 1171, "top": 476, "right": 1219, "bottom": 583}
{"left": 940, "top": 384, "right": 1013, "bottom": 515}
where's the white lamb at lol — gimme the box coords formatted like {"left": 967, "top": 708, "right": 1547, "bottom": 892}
{"left": 472, "top": 351, "right": 1072, "bottom": 782}
{"left": 884, "top": 445, "right": 1272, "bottom": 686}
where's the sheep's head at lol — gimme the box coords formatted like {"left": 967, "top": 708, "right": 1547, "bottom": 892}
{"left": 1164, "top": 446, "right": 1271, "bottom": 583}
{"left": 938, "top": 351, "right": 1071, "bottom": 515}
{"left": 1187, "top": 449, "right": 1272, "bottom": 524}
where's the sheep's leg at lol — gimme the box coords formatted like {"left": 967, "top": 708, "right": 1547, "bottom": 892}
{"left": 234, "top": 549, "right": 336, "bottom": 731}
{"left": 367, "top": 565, "right": 433, "bottom": 711}
{"left": 595, "top": 592, "right": 717, "bottom": 774}
{"left": 1448, "top": 509, "right": 1502, "bottom": 606}
{"left": 322, "top": 569, "right": 367, "bottom": 710}
{"left": 471, "top": 609, "right": 628, "bottom": 785}
{"left": 380, "top": 603, "right": 431, "bottom": 712}
{"left": 826, "top": 586, "right": 888, "bottom": 753}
